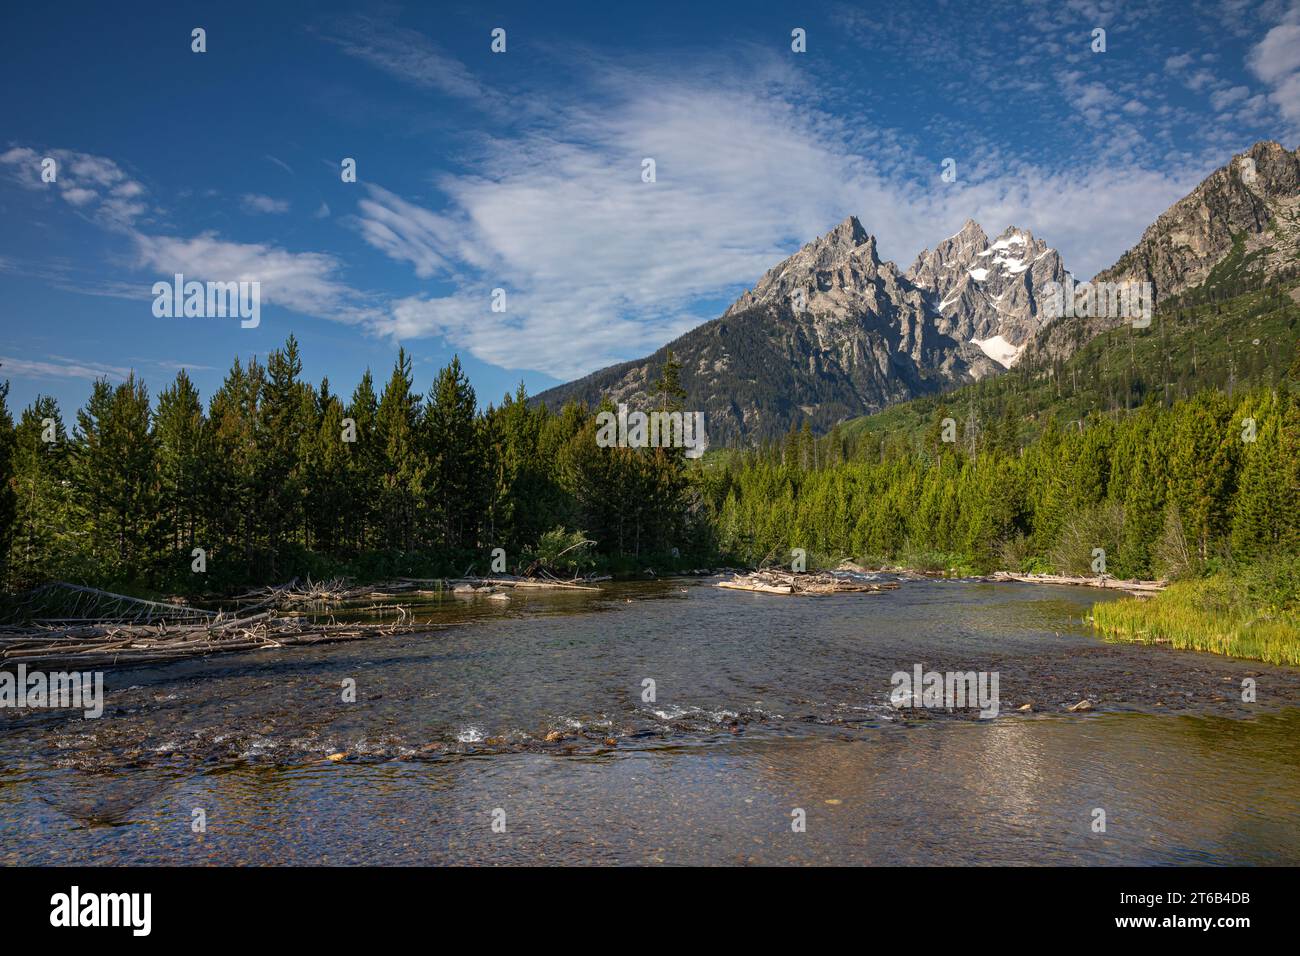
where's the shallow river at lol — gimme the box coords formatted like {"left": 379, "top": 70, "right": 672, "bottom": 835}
{"left": 3, "top": 578, "right": 1299, "bottom": 864}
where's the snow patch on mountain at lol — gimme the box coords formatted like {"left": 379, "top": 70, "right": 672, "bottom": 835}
{"left": 971, "top": 334, "right": 1024, "bottom": 368}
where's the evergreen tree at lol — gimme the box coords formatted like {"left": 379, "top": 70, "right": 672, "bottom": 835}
{"left": 9, "top": 397, "right": 75, "bottom": 586}
{"left": 71, "top": 375, "right": 158, "bottom": 583}
{"left": 425, "top": 356, "right": 481, "bottom": 550}
{"left": 345, "top": 370, "right": 381, "bottom": 551}
{"left": 0, "top": 379, "right": 16, "bottom": 588}
{"left": 375, "top": 348, "right": 425, "bottom": 552}
{"left": 255, "top": 336, "right": 310, "bottom": 575}
{"left": 1231, "top": 392, "right": 1296, "bottom": 556}
{"left": 205, "top": 357, "right": 262, "bottom": 581}
{"left": 154, "top": 369, "right": 206, "bottom": 576}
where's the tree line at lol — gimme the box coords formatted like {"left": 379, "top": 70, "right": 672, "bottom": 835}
{"left": 3, "top": 327, "right": 1297, "bottom": 594}
{"left": 702, "top": 384, "right": 1300, "bottom": 578}
{"left": 0, "top": 337, "right": 706, "bottom": 593}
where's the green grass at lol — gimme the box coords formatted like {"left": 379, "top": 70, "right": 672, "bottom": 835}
{"left": 1092, "top": 560, "right": 1300, "bottom": 666}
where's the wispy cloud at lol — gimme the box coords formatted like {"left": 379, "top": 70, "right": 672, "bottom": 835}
{"left": 240, "top": 193, "right": 291, "bottom": 215}
{"left": 133, "top": 232, "right": 372, "bottom": 323}
{"left": 264, "top": 154, "right": 295, "bottom": 176}
{"left": 312, "top": 13, "right": 502, "bottom": 110}
{"left": 0, "top": 354, "right": 133, "bottom": 382}
{"left": 2, "top": 141, "right": 382, "bottom": 349}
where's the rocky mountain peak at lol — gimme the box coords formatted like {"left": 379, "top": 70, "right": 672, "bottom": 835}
{"left": 905, "top": 220, "right": 1066, "bottom": 370}
{"left": 1091, "top": 140, "right": 1299, "bottom": 301}
{"left": 825, "top": 214, "right": 871, "bottom": 248}
{"left": 721, "top": 215, "right": 889, "bottom": 318}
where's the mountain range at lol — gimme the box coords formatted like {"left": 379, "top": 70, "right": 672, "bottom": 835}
{"left": 537, "top": 140, "right": 1299, "bottom": 446}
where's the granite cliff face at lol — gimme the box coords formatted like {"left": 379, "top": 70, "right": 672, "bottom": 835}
{"left": 1097, "top": 141, "right": 1299, "bottom": 296}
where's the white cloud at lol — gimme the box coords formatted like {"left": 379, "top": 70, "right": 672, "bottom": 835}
{"left": 356, "top": 186, "right": 458, "bottom": 278}
{"left": 0, "top": 146, "right": 147, "bottom": 228}
{"left": 1210, "top": 85, "right": 1251, "bottom": 110}
{"left": 265, "top": 154, "right": 295, "bottom": 176}
{"left": 313, "top": 14, "right": 500, "bottom": 109}
{"left": 240, "top": 193, "right": 290, "bottom": 215}
{"left": 0, "top": 354, "right": 132, "bottom": 381}
{"left": 1183, "top": 68, "right": 1220, "bottom": 92}
{"left": 1246, "top": 11, "right": 1300, "bottom": 83}
{"left": 1, "top": 143, "right": 381, "bottom": 334}
{"left": 133, "top": 232, "right": 370, "bottom": 322}
{"left": 1247, "top": 1, "right": 1300, "bottom": 130}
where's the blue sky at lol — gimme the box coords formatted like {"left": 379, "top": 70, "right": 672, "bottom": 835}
{"left": 2, "top": 0, "right": 1298, "bottom": 418}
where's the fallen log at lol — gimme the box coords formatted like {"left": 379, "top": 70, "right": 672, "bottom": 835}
{"left": 717, "top": 580, "right": 793, "bottom": 594}
{"left": 990, "top": 571, "right": 1166, "bottom": 593}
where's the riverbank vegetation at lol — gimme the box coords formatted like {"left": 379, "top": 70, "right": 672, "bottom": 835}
{"left": 1092, "top": 557, "right": 1300, "bottom": 665}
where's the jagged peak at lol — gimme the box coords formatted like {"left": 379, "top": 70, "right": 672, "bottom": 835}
{"left": 825, "top": 214, "right": 869, "bottom": 244}
{"left": 989, "top": 225, "right": 1052, "bottom": 253}
{"left": 1244, "top": 139, "right": 1289, "bottom": 157}
{"left": 792, "top": 215, "right": 880, "bottom": 268}
{"left": 946, "top": 218, "right": 988, "bottom": 244}
{"left": 800, "top": 214, "right": 873, "bottom": 254}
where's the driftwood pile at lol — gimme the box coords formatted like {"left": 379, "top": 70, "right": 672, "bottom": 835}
{"left": 230, "top": 574, "right": 610, "bottom": 608}
{"left": 716, "top": 570, "right": 901, "bottom": 596}
{"left": 0, "top": 613, "right": 432, "bottom": 670}
{"left": 0, "top": 573, "right": 600, "bottom": 671}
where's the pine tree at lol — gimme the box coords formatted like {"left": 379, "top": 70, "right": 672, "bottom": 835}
{"left": 205, "top": 358, "right": 262, "bottom": 582}
{"left": 1232, "top": 391, "right": 1296, "bottom": 556}
{"left": 71, "top": 375, "right": 158, "bottom": 583}
{"left": 9, "top": 397, "right": 75, "bottom": 586}
{"left": 1167, "top": 392, "right": 1235, "bottom": 559}
{"left": 302, "top": 377, "right": 350, "bottom": 555}
{"left": 425, "top": 355, "right": 481, "bottom": 551}
{"left": 375, "top": 348, "right": 425, "bottom": 552}
{"left": 154, "top": 369, "right": 206, "bottom": 575}
{"left": 256, "top": 336, "right": 310, "bottom": 576}
{"left": 345, "top": 370, "right": 381, "bottom": 551}
{"left": 0, "top": 379, "right": 16, "bottom": 589}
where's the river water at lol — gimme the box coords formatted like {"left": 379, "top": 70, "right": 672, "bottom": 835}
{"left": 2, "top": 578, "right": 1299, "bottom": 865}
